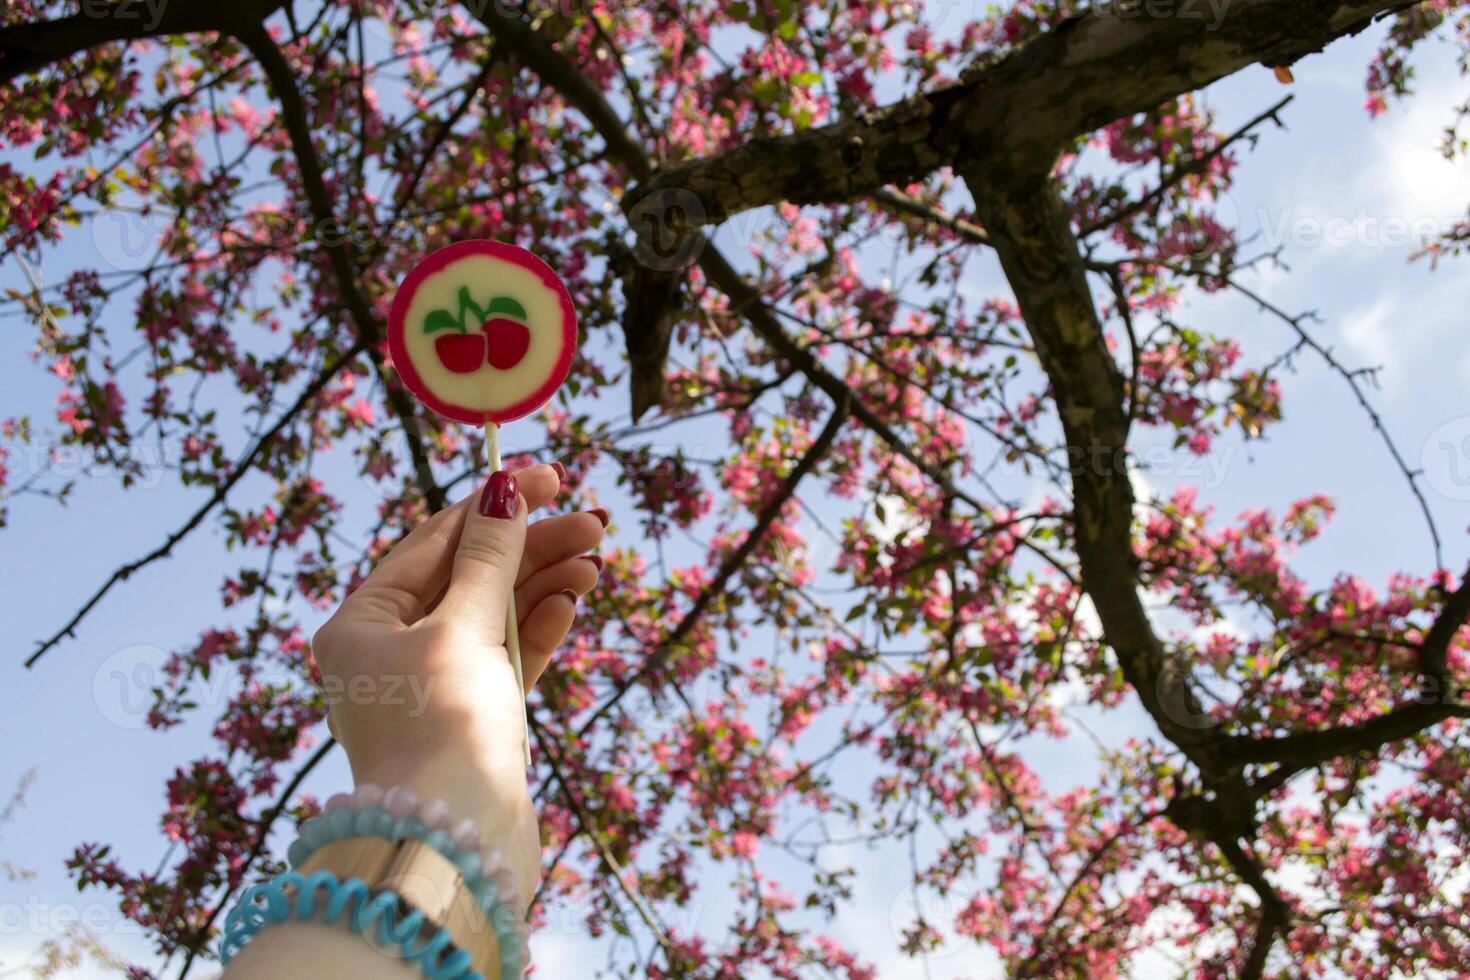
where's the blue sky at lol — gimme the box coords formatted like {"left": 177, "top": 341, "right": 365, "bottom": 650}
{"left": 1, "top": 11, "right": 1468, "bottom": 979}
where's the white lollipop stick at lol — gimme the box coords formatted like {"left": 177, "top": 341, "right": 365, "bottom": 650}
{"left": 485, "top": 419, "right": 532, "bottom": 767}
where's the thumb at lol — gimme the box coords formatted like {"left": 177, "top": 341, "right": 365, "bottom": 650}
{"left": 437, "top": 470, "right": 526, "bottom": 642}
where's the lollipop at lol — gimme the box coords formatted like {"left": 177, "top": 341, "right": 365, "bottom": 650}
{"left": 389, "top": 239, "right": 578, "bottom": 762}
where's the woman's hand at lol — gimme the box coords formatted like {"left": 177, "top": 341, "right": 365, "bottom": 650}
{"left": 309, "top": 460, "right": 606, "bottom": 901}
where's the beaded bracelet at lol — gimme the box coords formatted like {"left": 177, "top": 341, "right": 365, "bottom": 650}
{"left": 289, "top": 785, "right": 528, "bottom": 973}
{"left": 220, "top": 868, "right": 481, "bottom": 980}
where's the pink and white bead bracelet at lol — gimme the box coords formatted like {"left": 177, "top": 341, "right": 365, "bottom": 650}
{"left": 301, "top": 784, "right": 531, "bottom": 973}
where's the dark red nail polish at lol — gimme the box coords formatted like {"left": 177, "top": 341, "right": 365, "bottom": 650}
{"left": 550, "top": 461, "right": 567, "bottom": 481}
{"left": 588, "top": 507, "right": 610, "bottom": 528}
{"left": 479, "top": 471, "right": 519, "bottom": 520}
{"left": 581, "top": 554, "right": 605, "bottom": 572}
{"left": 559, "top": 589, "right": 579, "bottom": 604}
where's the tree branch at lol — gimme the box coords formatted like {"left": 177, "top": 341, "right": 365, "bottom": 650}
{"left": 25, "top": 341, "right": 368, "bottom": 667}
{"left": 529, "top": 715, "right": 677, "bottom": 964}
{"left": 174, "top": 738, "right": 337, "bottom": 978}
{"left": 0, "top": 0, "right": 283, "bottom": 84}
{"left": 871, "top": 187, "right": 989, "bottom": 246}
{"left": 1079, "top": 94, "right": 1294, "bottom": 238}
{"left": 1227, "top": 699, "right": 1470, "bottom": 771}
{"left": 628, "top": 0, "right": 1414, "bottom": 222}
{"left": 962, "top": 172, "right": 1216, "bottom": 760}
{"left": 574, "top": 400, "right": 849, "bottom": 737}
{"left": 238, "top": 26, "right": 446, "bottom": 512}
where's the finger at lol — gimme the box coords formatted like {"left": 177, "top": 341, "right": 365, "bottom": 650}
{"left": 349, "top": 493, "right": 473, "bottom": 623}
{"left": 512, "top": 462, "right": 563, "bottom": 515}
{"left": 517, "top": 590, "right": 579, "bottom": 688}
{"left": 361, "top": 462, "right": 564, "bottom": 622}
{"left": 435, "top": 471, "right": 527, "bottom": 642}
{"left": 515, "top": 555, "right": 602, "bottom": 621}
{"left": 517, "top": 511, "right": 607, "bottom": 586}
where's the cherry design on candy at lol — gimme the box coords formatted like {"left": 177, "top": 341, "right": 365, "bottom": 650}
{"left": 423, "top": 287, "right": 531, "bottom": 373}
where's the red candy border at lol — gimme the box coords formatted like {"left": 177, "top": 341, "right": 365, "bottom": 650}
{"left": 387, "top": 239, "right": 577, "bottom": 425}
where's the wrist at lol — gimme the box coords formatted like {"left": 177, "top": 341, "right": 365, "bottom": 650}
{"left": 351, "top": 753, "right": 541, "bottom": 906}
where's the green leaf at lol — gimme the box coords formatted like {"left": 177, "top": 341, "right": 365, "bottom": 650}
{"left": 423, "top": 309, "right": 460, "bottom": 335}
{"left": 483, "top": 295, "right": 528, "bottom": 320}
{"left": 751, "top": 78, "right": 781, "bottom": 105}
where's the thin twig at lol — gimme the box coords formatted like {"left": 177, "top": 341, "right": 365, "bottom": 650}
{"left": 175, "top": 738, "right": 337, "bottom": 978}
{"left": 26, "top": 342, "right": 368, "bottom": 667}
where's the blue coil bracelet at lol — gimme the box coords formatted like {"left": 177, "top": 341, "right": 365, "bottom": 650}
{"left": 221, "top": 785, "right": 528, "bottom": 979}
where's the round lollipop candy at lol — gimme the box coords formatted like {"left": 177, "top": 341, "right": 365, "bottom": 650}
{"left": 388, "top": 239, "right": 577, "bottom": 425}
{"left": 388, "top": 239, "right": 578, "bottom": 762}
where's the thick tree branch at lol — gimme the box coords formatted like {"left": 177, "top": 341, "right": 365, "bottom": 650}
{"left": 1418, "top": 562, "right": 1470, "bottom": 684}
{"left": 961, "top": 169, "right": 1306, "bottom": 951}
{"left": 629, "top": 0, "right": 1413, "bottom": 222}
{"left": 962, "top": 172, "right": 1217, "bottom": 759}
{"left": 238, "top": 27, "right": 446, "bottom": 512}
{"left": 0, "top": 0, "right": 283, "bottom": 84}
{"left": 1226, "top": 699, "right": 1470, "bottom": 771}
{"left": 969, "top": 166, "right": 1468, "bottom": 952}
{"left": 462, "top": 1, "right": 649, "bottom": 180}
{"left": 1219, "top": 835, "right": 1290, "bottom": 979}
{"left": 1241, "top": 902, "right": 1286, "bottom": 980}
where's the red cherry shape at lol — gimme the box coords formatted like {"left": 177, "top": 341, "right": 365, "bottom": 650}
{"left": 435, "top": 332, "right": 486, "bottom": 374}
{"left": 482, "top": 316, "right": 531, "bottom": 370}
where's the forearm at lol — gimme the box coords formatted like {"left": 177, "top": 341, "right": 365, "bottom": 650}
{"left": 224, "top": 920, "right": 431, "bottom": 979}
{"left": 221, "top": 761, "right": 539, "bottom": 979}
{"left": 218, "top": 461, "right": 587, "bottom": 977}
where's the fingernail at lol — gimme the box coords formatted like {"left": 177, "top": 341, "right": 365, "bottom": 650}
{"left": 479, "top": 471, "right": 519, "bottom": 520}
{"left": 580, "top": 554, "right": 604, "bottom": 573}
{"left": 550, "top": 461, "right": 567, "bottom": 481}
{"left": 558, "top": 589, "right": 579, "bottom": 604}
{"left": 588, "top": 507, "right": 610, "bottom": 528}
